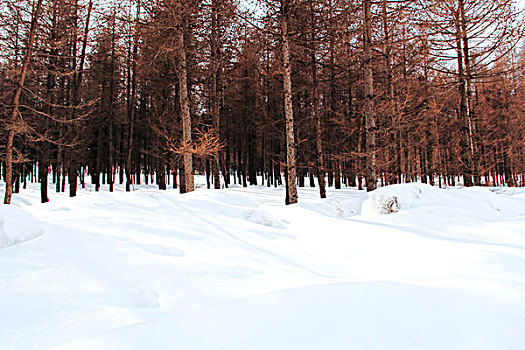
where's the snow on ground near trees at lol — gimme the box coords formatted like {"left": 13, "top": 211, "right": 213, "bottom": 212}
{"left": 0, "top": 205, "right": 44, "bottom": 249}
{"left": 1, "top": 178, "right": 525, "bottom": 349}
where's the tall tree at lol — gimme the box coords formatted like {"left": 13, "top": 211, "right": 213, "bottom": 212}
{"left": 3, "top": 0, "right": 43, "bottom": 204}
{"left": 280, "top": 0, "right": 298, "bottom": 204}
{"left": 125, "top": 0, "right": 141, "bottom": 192}
{"left": 173, "top": 0, "right": 196, "bottom": 193}
{"left": 363, "top": 0, "right": 377, "bottom": 191}
{"left": 309, "top": 1, "right": 326, "bottom": 198}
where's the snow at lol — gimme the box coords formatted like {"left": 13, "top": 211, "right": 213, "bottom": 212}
{"left": 1, "top": 178, "right": 525, "bottom": 349}
{"left": 0, "top": 204, "right": 44, "bottom": 249}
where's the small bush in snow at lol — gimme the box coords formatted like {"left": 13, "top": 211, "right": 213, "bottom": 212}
{"left": 381, "top": 196, "right": 399, "bottom": 214}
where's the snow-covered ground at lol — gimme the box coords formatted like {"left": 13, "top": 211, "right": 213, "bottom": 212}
{"left": 1, "top": 177, "right": 525, "bottom": 349}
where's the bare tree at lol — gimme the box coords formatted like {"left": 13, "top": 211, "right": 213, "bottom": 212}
{"left": 280, "top": 0, "right": 298, "bottom": 204}
{"left": 3, "top": 0, "right": 43, "bottom": 204}
{"left": 363, "top": 0, "right": 377, "bottom": 191}
{"left": 173, "top": 0, "right": 195, "bottom": 194}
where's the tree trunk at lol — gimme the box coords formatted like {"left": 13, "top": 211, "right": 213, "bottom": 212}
{"left": 210, "top": 0, "right": 221, "bottom": 189}
{"left": 363, "top": 0, "right": 377, "bottom": 192}
{"left": 310, "top": 1, "right": 326, "bottom": 199}
{"left": 40, "top": 159, "right": 49, "bottom": 203}
{"left": 459, "top": 0, "right": 479, "bottom": 186}
{"left": 126, "top": 0, "right": 140, "bottom": 192}
{"left": 281, "top": 0, "right": 298, "bottom": 204}
{"left": 68, "top": 0, "right": 92, "bottom": 198}
{"left": 176, "top": 22, "right": 194, "bottom": 194}
{"left": 108, "top": 9, "right": 117, "bottom": 193}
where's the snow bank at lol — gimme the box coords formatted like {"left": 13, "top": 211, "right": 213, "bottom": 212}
{"left": 361, "top": 182, "right": 525, "bottom": 219}
{"left": 0, "top": 205, "right": 44, "bottom": 249}
{"left": 130, "top": 286, "right": 160, "bottom": 309}
{"left": 361, "top": 183, "right": 440, "bottom": 215}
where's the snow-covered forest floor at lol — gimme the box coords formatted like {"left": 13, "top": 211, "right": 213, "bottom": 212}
{"left": 1, "top": 177, "right": 525, "bottom": 349}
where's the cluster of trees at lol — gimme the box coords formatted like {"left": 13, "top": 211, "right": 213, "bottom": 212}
{"left": 1, "top": 0, "right": 524, "bottom": 205}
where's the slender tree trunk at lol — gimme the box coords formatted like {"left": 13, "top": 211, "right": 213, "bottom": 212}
{"left": 459, "top": 0, "right": 479, "bottom": 186}
{"left": 40, "top": 160, "right": 49, "bottom": 203}
{"left": 13, "top": 169, "right": 20, "bottom": 194}
{"left": 95, "top": 127, "right": 103, "bottom": 191}
{"left": 363, "top": 0, "right": 377, "bottom": 191}
{"left": 126, "top": 0, "right": 140, "bottom": 192}
{"left": 210, "top": 0, "right": 221, "bottom": 189}
{"left": 281, "top": 0, "right": 298, "bottom": 204}
{"left": 108, "top": 9, "right": 117, "bottom": 193}
{"left": 68, "top": 0, "right": 79, "bottom": 197}
{"left": 158, "top": 162, "right": 167, "bottom": 190}
{"left": 4, "top": 131, "right": 15, "bottom": 204}
{"left": 455, "top": 6, "right": 472, "bottom": 187}
{"left": 310, "top": 2, "right": 325, "bottom": 199}
{"left": 108, "top": 117, "right": 114, "bottom": 192}
{"left": 40, "top": 0, "right": 59, "bottom": 203}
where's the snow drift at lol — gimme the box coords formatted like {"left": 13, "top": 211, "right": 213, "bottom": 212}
{"left": 1, "top": 179, "right": 525, "bottom": 349}
{"left": 0, "top": 205, "right": 44, "bottom": 249}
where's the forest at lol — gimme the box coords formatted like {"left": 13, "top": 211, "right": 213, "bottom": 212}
{"left": 1, "top": 0, "right": 524, "bottom": 205}
{"left": 2, "top": 2, "right": 525, "bottom": 347}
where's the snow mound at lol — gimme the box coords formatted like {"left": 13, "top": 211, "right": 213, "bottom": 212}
{"left": 244, "top": 209, "right": 284, "bottom": 228}
{"left": 361, "top": 183, "right": 442, "bottom": 215}
{"left": 141, "top": 243, "right": 185, "bottom": 257}
{"left": 0, "top": 205, "right": 44, "bottom": 249}
{"left": 131, "top": 286, "right": 160, "bottom": 309}
{"left": 298, "top": 196, "right": 364, "bottom": 219}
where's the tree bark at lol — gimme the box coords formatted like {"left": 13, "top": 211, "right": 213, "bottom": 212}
{"left": 108, "top": 9, "right": 117, "bottom": 193}
{"left": 281, "top": 0, "right": 298, "bottom": 204}
{"left": 311, "top": 2, "right": 326, "bottom": 199}
{"left": 210, "top": 0, "right": 221, "bottom": 189}
{"left": 459, "top": 0, "right": 479, "bottom": 186}
{"left": 455, "top": 4, "right": 471, "bottom": 187}
{"left": 363, "top": 0, "right": 377, "bottom": 192}
{"left": 176, "top": 19, "right": 194, "bottom": 193}
{"left": 126, "top": 0, "right": 140, "bottom": 192}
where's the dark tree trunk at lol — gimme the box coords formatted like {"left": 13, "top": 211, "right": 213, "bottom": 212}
{"left": 363, "top": 0, "right": 377, "bottom": 192}
{"left": 310, "top": 2, "right": 326, "bottom": 199}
